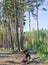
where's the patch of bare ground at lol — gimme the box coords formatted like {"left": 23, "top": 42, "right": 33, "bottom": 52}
{"left": 0, "top": 54, "right": 48, "bottom": 65}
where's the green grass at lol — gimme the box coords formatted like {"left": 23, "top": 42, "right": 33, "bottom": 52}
{"left": 37, "top": 51, "right": 48, "bottom": 63}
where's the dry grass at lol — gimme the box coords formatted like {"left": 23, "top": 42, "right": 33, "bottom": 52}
{"left": 0, "top": 54, "right": 48, "bottom": 65}
{"left": 0, "top": 57, "right": 20, "bottom": 63}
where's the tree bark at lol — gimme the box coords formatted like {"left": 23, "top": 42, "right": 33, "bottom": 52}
{"left": 20, "top": 5, "right": 24, "bottom": 50}
{"left": 36, "top": 0, "right": 39, "bottom": 49}
{"left": 8, "top": 16, "right": 14, "bottom": 51}
{"left": 28, "top": 11, "right": 32, "bottom": 50}
{"left": 14, "top": 0, "right": 20, "bottom": 51}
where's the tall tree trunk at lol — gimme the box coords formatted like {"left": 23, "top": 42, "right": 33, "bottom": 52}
{"left": 8, "top": 18, "right": 14, "bottom": 51}
{"left": 3, "top": 27, "right": 6, "bottom": 49}
{"left": 29, "top": 12, "right": 31, "bottom": 32}
{"left": 2, "top": 13, "right": 5, "bottom": 49}
{"left": 9, "top": 17, "right": 14, "bottom": 51}
{"left": 36, "top": 0, "right": 39, "bottom": 49}
{"left": 29, "top": 11, "right": 32, "bottom": 50}
{"left": 6, "top": 14, "right": 14, "bottom": 51}
{"left": 4, "top": 27, "right": 8, "bottom": 49}
{"left": 14, "top": 0, "right": 20, "bottom": 51}
{"left": 20, "top": 5, "right": 24, "bottom": 50}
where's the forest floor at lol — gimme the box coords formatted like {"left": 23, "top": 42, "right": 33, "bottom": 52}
{"left": 0, "top": 52, "right": 48, "bottom": 65}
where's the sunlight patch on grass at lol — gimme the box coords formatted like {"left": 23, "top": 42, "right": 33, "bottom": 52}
{"left": 0, "top": 58, "right": 19, "bottom": 63}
